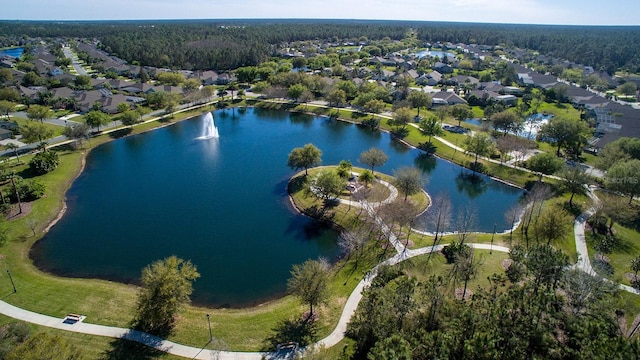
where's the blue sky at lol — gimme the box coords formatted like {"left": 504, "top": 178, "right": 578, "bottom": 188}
{"left": 3, "top": 0, "right": 639, "bottom": 25}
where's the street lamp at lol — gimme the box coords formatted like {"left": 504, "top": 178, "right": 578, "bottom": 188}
{"left": 490, "top": 223, "right": 496, "bottom": 254}
{"left": 206, "top": 314, "right": 212, "bottom": 341}
{"left": 7, "top": 269, "right": 16, "bottom": 293}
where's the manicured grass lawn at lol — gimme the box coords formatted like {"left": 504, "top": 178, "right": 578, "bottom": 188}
{"left": 8, "top": 116, "right": 65, "bottom": 137}
{"left": 537, "top": 101, "right": 581, "bottom": 120}
{"left": 586, "top": 224, "right": 640, "bottom": 287}
{"left": 398, "top": 249, "right": 509, "bottom": 292}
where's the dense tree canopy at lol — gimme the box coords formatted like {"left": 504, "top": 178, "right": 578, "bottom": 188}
{"left": 2, "top": 21, "right": 638, "bottom": 72}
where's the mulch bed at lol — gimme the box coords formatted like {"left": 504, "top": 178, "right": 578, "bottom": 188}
{"left": 4, "top": 202, "right": 32, "bottom": 220}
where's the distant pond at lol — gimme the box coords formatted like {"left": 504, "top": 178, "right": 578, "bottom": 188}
{"left": 32, "top": 108, "right": 523, "bottom": 307}
{"left": 0, "top": 47, "right": 24, "bottom": 58}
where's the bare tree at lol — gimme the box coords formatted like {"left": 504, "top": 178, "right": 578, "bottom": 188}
{"left": 504, "top": 204, "right": 523, "bottom": 244}
{"left": 521, "top": 183, "right": 553, "bottom": 246}
{"left": 455, "top": 203, "right": 478, "bottom": 247}
{"left": 427, "top": 194, "right": 452, "bottom": 262}
{"left": 380, "top": 200, "right": 419, "bottom": 251}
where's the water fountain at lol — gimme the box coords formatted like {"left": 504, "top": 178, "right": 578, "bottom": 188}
{"left": 198, "top": 112, "right": 219, "bottom": 139}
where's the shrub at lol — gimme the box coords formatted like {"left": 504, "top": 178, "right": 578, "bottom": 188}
{"left": 441, "top": 242, "right": 471, "bottom": 264}
{"left": 8, "top": 179, "right": 46, "bottom": 202}
{"left": 29, "top": 150, "right": 59, "bottom": 175}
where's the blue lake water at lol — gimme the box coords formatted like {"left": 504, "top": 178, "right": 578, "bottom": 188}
{"left": 0, "top": 47, "right": 24, "bottom": 58}
{"left": 32, "top": 108, "right": 523, "bottom": 307}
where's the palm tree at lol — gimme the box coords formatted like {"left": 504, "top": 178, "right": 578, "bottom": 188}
{"left": 4, "top": 143, "right": 21, "bottom": 163}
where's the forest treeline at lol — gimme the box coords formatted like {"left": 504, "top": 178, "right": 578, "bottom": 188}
{"left": 0, "top": 20, "right": 639, "bottom": 72}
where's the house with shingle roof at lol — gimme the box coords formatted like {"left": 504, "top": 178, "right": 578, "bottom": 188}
{"left": 431, "top": 91, "right": 467, "bottom": 106}
{"left": 417, "top": 71, "right": 442, "bottom": 86}
{"left": 588, "top": 102, "right": 640, "bottom": 152}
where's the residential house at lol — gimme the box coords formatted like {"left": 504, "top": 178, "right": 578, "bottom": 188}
{"left": 18, "top": 86, "right": 44, "bottom": 101}
{"left": 33, "top": 59, "right": 54, "bottom": 76}
{"left": 518, "top": 72, "right": 558, "bottom": 89}
{"left": 121, "top": 83, "right": 156, "bottom": 95}
{"left": 480, "top": 82, "right": 504, "bottom": 93}
{"left": 588, "top": 102, "right": 640, "bottom": 152}
{"left": 496, "top": 94, "right": 518, "bottom": 106}
{"left": 501, "top": 86, "right": 524, "bottom": 96}
{"left": 467, "top": 89, "right": 501, "bottom": 106}
{"left": 98, "top": 94, "right": 145, "bottom": 114}
{"left": 416, "top": 71, "right": 442, "bottom": 86}
{"left": 374, "top": 69, "right": 395, "bottom": 82}
{"left": 0, "top": 128, "right": 11, "bottom": 140}
{"left": 431, "top": 91, "right": 468, "bottom": 106}
{"left": 192, "top": 70, "right": 219, "bottom": 86}
{"left": 215, "top": 73, "right": 234, "bottom": 85}
{"left": 76, "top": 90, "right": 106, "bottom": 113}
{"left": 154, "top": 85, "right": 184, "bottom": 95}
{"left": 433, "top": 62, "right": 453, "bottom": 74}
{"left": 447, "top": 75, "right": 480, "bottom": 88}
{"left": 0, "top": 56, "right": 15, "bottom": 68}
{"left": 404, "top": 69, "right": 419, "bottom": 81}
{"left": 107, "top": 79, "right": 135, "bottom": 90}
{"left": 0, "top": 121, "right": 19, "bottom": 132}
{"left": 596, "top": 71, "right": 617, "bottom": 89}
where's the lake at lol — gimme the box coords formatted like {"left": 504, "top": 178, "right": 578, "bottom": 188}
{"left": 32, "top": 108, "right": 523, "bottom": 307}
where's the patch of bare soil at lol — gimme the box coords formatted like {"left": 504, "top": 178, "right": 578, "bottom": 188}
{"left": 626, "top": 273, "right": 640, "bottom": 283}
{"left": 501, "top": 258, "right": 513, "bottom": 270}
{"left": 4, "top": 202, "right": 32, "bottom": 220}
{"left": 454, "top": 288, "right": 473, "bottom": 301}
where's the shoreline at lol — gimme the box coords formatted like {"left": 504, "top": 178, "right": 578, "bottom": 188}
{"left": 26, "top": 101, "right": 520, "bottom": 311}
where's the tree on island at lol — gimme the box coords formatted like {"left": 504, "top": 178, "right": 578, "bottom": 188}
{"left": 393, "top": 166, "right": 425, "bottom": 201}
{"left": 359, "top": 147, "right": 388, "bottom": 176}
{"left": 133, "top": 256, "right": 200, "bottom": 335}
{"left": 358, "top": 170, "right": 375, "bottom": 188}
{"left": 287, "top": 259, "right": 329, "bottom": 321}
{"left": 311, "top": 169, "right": 346, "bottom": 201}
{"left": 287, "top": 143, "right": 322, "bottom": 176}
